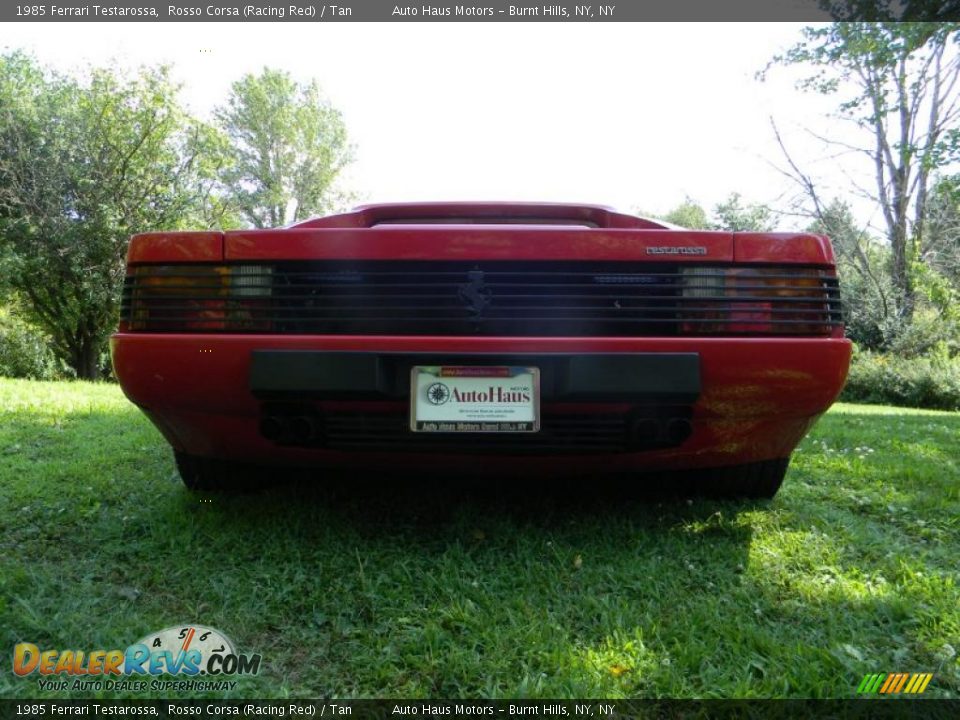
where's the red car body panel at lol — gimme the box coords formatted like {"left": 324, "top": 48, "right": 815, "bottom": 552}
{"left": 222, "top": 227, "right": 736, "bottom": 263}
{"left": 127, "top": 231, "right": 223, "bottom": 264}
{"left": 112, "top": 202, "right": 851, "bottom": 479}
{"left": 111, "top": 334, "right": 849, "bottom": 475}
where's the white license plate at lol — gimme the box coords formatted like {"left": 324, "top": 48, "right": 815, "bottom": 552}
{"left": 410, "top": 366, "right": 540, "bottom": 433}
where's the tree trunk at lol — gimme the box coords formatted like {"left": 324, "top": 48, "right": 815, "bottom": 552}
{"left": 72, "top": 340, "right": 101, "bottom": 381}
{"left": 890, "top": 227, "right": 915, "bottom": 320}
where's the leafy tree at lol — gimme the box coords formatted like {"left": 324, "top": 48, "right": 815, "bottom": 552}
{"left": 183, "top": 121, "right": 247, "bottom": 231}
{"left": 923, "top": 174, "right": 960, "bottom": 285}
{"left": 808, "top": 200, "right": 892, "bottom": 348}
{"left": 656, "top": 195, "right": 773, "bottom": 231}
{"left": 0, "top": 300, "right": 60, "bottom": 380}
{"left": 0, "top": 53, "right": 224, "bottom": 379}
{"left": 809, "top": 195, "right": 960, "bottom": 354}
{"left": 660, "top": 198, "right": 711, "bottom": 229}
{"left": 907, "top": 175, "right": 960, "bottom": 354}
{"left": 819, "top": 0, "right": 959, "bottom": 22}
{"left": 712, "top": 193, "right": 774, "bottom": 232}
{"left": 216, "top": 68, "right": 353, "bottom": 228}
{"left": 763, "top": 22, "right": 960, "bottom": 320}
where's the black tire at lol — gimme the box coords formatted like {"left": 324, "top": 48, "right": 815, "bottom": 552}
{"left": 174, "top": 451, "right": 264, "bottom": 492}
{"left": 689, "top": 457, "right": 791, "bottom": 499}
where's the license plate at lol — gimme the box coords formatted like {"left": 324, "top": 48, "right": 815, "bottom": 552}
{"left": 410, "top": 366, "right": 540, "bottom": 433}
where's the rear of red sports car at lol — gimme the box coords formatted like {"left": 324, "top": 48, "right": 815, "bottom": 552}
{"left": 110, "top": 202, "right": 851, "bottom": 497}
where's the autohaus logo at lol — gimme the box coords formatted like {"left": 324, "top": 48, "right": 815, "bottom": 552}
{"left": 13, "top": 625, "right": 261, "bottom": 692}
{"left": 448, "top": 386, "right": 531, "bottom": 404}
{"left": 426, "top": 381, "right": 530, "bottom": 405}
{"left": 426, "top": 382, "right": 451, "bottom": 405}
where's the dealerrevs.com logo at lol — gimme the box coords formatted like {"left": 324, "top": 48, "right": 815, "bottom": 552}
{"left": 13, "top": 625, "right": 261, "bottom": 692}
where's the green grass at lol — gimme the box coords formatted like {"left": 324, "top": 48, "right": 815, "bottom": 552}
{"left": 1, "top": 378, "right": 958, "bottom": 699}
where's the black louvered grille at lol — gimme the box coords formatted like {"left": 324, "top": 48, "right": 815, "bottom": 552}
{"left": 120, "top": 261, "right": 843, "bottom": 337}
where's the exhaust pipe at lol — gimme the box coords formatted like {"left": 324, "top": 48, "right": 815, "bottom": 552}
{"left": 665, "top": 418, "right": 693, "bottom": 445}
{"left": 288, "top": 415, "right": 320, "bottom": 444}
{"left": 259, "top": 416, "right": 284, "bottom": 441}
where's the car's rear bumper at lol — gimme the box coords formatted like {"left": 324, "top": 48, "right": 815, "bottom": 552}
{"left": 110, "top": 334, "right": 851, "bottom": 475}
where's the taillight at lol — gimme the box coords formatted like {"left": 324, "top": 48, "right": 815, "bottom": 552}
{"left": 681, "top": 267, "right": 835, "bottom": 335}
{"left": 120, "top": 265, "right": 273, "bottom": 332}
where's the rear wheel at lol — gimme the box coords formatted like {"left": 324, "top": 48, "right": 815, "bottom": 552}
{"left": 174, "top": 452, "right": 265, "bottom": 492}
{"left": 689, "top": 457, "right": 790, "bottom": 499}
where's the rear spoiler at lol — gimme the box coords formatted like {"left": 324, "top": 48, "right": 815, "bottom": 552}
{"left": 123, "top": 201, "right": 835, "bottom": 266}
{"left": 291, "top": 202, "right": 668, "bottom": 229}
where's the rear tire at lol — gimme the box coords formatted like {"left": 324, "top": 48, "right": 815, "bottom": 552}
{"left": 174, "top": 452, "right": 264, "bottom": 492}
{"left": 689, "top": 457, "right": 790, "bottom": 499}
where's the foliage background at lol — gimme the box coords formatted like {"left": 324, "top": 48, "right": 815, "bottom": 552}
{"left": 0, "top": 57, "right": 351, "bottom": 380}
{"left": 1, "top": 23, "right": 960, "bottom": 408}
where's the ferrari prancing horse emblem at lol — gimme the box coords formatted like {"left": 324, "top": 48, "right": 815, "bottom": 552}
{"left": 458, "top": 269, "right": 492, "bottom": 321}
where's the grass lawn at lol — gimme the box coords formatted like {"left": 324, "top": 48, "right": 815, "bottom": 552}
{"left": 1, "top": 377, "right": 958, "bottom": 699}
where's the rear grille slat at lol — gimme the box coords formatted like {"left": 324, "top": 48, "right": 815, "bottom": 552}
{"left": 122, "top": 305, "right": 840, "bottom": 319}
{"left": 121, "top": 260, "right": 843, "bottom": 337}
{"left": 122, "top": 293, "right": 840, "bottom": 303}
{"left": 121, "top": 304, "right": 842, "bottom": 316}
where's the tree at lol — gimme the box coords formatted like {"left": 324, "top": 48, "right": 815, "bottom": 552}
{"left": 923, "top": 174, "right": 960, "bottom": 284}
{"left": 807, "top": 199, "right": 893, "bottom": 348}
{"left": 819, "top": 0, "right": 960, "bottom": 22}
{"left": 656, "top": 195, "right": 773, "bottom": 231}
{"left": 764, "top": 22, "right": 960, "bottom": 321}
{"left": 712, "top": 193, "right": 774, "bottom": 232}
{"left": 660, "top": 198, "right": 711, "bottom": 229}
{"left": 216, "top": 68, "right": 353, "bottom": 228}
{"left": 0, "top": 53, "right": 223, "bottom": 379}
{"left": 809, "top": 193, "right": 960, "bottom": 354}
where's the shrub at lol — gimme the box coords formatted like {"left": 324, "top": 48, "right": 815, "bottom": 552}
{"left": 840, "top": 348, "right": 960, "bottom": 411}
{"left": 885, "top": 306, "right": 960, "bottom": 358}
{"left": 0, "top": 305, "right": 61, "bottom": 380}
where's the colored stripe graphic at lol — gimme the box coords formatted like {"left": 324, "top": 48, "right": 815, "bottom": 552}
{"left": 858, "top": 672, "right": 933, "bottom": 695}
{"left": 857, "top": 673, "right": 881, "bottom": 693}
{"left": 893, "top": 673, "right": 909, "bottom": 693}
